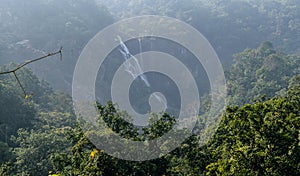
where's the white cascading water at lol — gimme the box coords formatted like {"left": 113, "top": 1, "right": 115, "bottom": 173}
{"left": 118, "top": 36, "right": 167, "bottom": 110}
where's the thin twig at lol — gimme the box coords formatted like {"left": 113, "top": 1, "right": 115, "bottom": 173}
{"left": 0, "top": 47, "right": 63, "bottom": 98}
{"left": 13, "top": 71, "right": 26, "bottom": 97}
{"left": 0, "top": 47, "right": 63, "bottom": 75}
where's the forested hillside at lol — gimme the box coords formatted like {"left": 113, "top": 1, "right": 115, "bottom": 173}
{"left": 1, "top": 43, "right": 299, "bottom": 175}
{"left": 1, "top": 0, "right": 299, "bottom": 91}
{"left": 0, "top": 0, "right": 114, "bottom": 91}
{"left": 0, "top": 0, "right": 299, "bottom": 175}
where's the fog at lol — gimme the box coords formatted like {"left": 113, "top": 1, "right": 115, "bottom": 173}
{"left": 0, "top": 0, "right": 299, "bottom": 92}
{"left": 0, "top": 0, "right": 299, "bottom": 175}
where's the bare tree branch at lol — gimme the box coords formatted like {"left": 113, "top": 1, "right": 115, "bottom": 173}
{"left": 0, "top": 47, "right": 63, "bottom": 98}
{"left": 0, "top": 47, "right": 63, "bottom": 75}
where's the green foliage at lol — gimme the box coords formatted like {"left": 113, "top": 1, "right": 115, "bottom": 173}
{"left": 0, "top": 162, "right": 13, "bottom": 176}
{"left": 11, "top": 127, "right": 72, "bottom": 176}
{"left": 0, "top": 0, "right": 114, "bottom": 90}
{"left": 165, "top": 136, "right": 212, "bottom": 175}
{"left": 97, "top": 102, "right": 139, "bottom": 140}
{"left": 0, "top": 0, "right": 299, "bottom": 173}
{"left": 1, "top": 0, "right": 299, "bottom": 91}
{"left": 207, "top": 86, "right": 300, "bottom": 175}
{"left": 51, "top": 103, "right": 176, "bottom": 175}
{"left": 227, "top": 42, "right": 300, "bottom": 106}
{"left": 0, "top": 66, "right": 76, "bottom": 174}
{"left": 98, "top": 0, "right": 300, "bottom": 63}
{"left": 0, "top": 142, "right": 12, "bottom": 164}
{"left": 0, "top": 65, "right": 74, "bottom": 142}
{"left": 52, "top": 57, "right": 300, "bottom": 175}
{"left": 0, "top": 68, "right": 36, "bottom": 145}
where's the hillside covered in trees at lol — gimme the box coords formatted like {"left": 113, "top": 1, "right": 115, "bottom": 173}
{"left": 0, "top": 0, "right": 299, "bottom": 175}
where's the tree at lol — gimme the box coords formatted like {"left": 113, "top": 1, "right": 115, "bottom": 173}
{"left": 51, "top": 102, "right": 179, "bottom": 175}
{"left": 0, "top": 65, "right": 76, "bottom": 175}
{"left": 206, "top": 82, "right": 300, "bottom": 175}
{"left": 12, "top": 127, "right": 72, "bottom": 176}
{"left": 227, "top": 41, "right": 300, "bottom": 106}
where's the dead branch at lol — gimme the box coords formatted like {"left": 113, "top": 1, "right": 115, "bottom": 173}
{"left": 0, "top": 47, "right": 63, "bottom": 98}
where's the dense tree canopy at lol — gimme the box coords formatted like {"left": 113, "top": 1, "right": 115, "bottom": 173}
{"left": 227, "top": 42, "right": 300, "bottom": 106}
{"left": 0, "top": 0, "right": 299, "bottom": 175}
{"left": 0, "top": 66, "right": 75, "bottom": 175}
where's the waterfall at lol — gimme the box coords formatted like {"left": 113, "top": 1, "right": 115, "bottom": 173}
{"left": 118, "top": 36, "right": 167, "bottom": 110}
